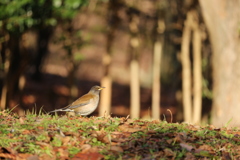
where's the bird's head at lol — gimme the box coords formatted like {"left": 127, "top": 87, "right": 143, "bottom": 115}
{"left": 89, "top": 86, "right": 105, "bottom": 94}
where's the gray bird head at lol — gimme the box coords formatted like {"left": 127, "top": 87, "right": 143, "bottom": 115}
{"left": 89, "top": 86, "right": 105, "bottom": 94}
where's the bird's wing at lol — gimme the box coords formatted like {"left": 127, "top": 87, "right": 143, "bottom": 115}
{"left": 66, "top": 94, "right": 95, "bottom": 109}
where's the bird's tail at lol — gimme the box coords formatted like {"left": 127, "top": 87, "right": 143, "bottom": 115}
{"left": 48, "top": 108, "right": 74, "bottom": 114}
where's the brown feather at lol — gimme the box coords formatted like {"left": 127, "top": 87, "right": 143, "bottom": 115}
{"left": 67, "top": 93, "right": 95, "bottom": 109}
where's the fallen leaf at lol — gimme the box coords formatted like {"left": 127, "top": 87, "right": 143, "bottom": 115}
{"left": 222, "top": 151, "right": 231, "bottom": 160}
{"left": 118, "top": 124, "right": 142, "bottom": 132}
{"left": 184, "top": 152, "right": 195, "bottom": 160}
{"left": 163, "top": 148, "right": 175, "bottom": 157}
{"left": 197, "top": 144, "right": 213, "bottom": 152}
{"left": 72, "top": 152, "right": 104, "bottom": 160}
{"left": 17, "top": 153, "right": 38, "bottom": 160}
{"left": 80, "top": 144, "right": 91, "bottom": 153}
{"left": 22, "top": 129, "right": 31, "bottom": 135}
{"left": 180, "top": 143, "right": 194, "bottom": 152}
{"left": 19, "top": 117, "right": 25, "bottom": 124}
{"left": 53, "top": 147, "right": 69, "bottom": 159}
{"left": 0, "top": 153, "right": 16, "bottom": 159}
{"left": 110, "top": 146, "right": 123, "bottom": 153}
{"left": 39, "top": 153, "right": 56, "bottom": 160}
{"left": 62, "top": 136, "right": 71, "bottom": 146}
{"left": 166, "top": 139, "right": 173, "bottom": 144}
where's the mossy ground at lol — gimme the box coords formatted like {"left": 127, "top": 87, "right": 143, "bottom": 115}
{"left": 0, "top": 110, "right": 239, "bottom": 159}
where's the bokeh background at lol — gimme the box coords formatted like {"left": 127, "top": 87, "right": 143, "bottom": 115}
{"left": 0, "top": 0, "right": 239, "bottom": 126}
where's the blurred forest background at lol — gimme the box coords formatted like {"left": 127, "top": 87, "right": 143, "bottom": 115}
{"left": 0, "top": 0, "right": 239, "bottom": 127}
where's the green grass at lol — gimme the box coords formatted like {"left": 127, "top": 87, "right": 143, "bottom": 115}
{"left": 0, "top": 109, "right": 240, "bottom": 159}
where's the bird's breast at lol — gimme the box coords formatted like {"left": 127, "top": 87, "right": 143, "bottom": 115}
{"left": 74, "top": 95, "right": 100, "bottom": 115}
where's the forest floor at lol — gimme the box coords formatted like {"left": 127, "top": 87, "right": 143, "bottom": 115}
{"left": 0, "top": 110, "right": 239, "bottom": 160}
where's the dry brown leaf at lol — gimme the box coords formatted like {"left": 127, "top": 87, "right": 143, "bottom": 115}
{"left": 180, "top": 143, "right": 194, "bottom": 152}
{"left": 64, "top": 131, "right": 80, "bottom": 137}
{"left": 90, "top": 130, "right": 111, "bottom": 144}
{"left": 197, "top": 144, "right": 213, "bottom": 151}
{"left": 163, "top": 148, "right": 175, "bottom": 157}
{"left": 17, "top": 154, "right": 38, "bottom": 160}
{"left": 62, "top": 136, "right": 71, "bottom": 146}
{"left": 3, "top": 147, "right": 18, "bottom": 155}
{"left": 110, "top": 146, "right": 123, "bottom": 153}
{"left": 184, "top": 152, "right": 195, "bottom": 160}
{"left": 147, "top": 130, "right": 157, "bottom": 134}
{"left": 101, "top": 135, "right": 111, "bottom": 144}
{"left": 37, "top": 126, "right": 44, "bottom": 130}
{"left": 53, "top": 147, "right": 69, "bottom": 159}
{"left": 118, "top": 124, "right": 143, "bottom": 132}
{"left": 80, "top": 144, "right": 91, "bottom": 153}
{"left": 110, "top": 142, "right": 121, "bottom": 146}
{"left": 72, "top": 152, "right": 104, "bottom": 160}
{"left": 221, "top": 151, "right": 231, "bottom": 160}
{"left": 174, "top": 133, "right": 185, "bottom": 143}
{"left": 7, "top": 133, "right": 14, "bottom": 138}
{"left": 87, "top": 146, "right": 99, "bottom": 153}
{"left": 111, "top": 131, "right": 131, "bottom": 138}
{"left": 39, "top": 153, "right": 56, "bottom": 160}
{"left": 0, "top": 153, "right": 16, "bottom": 159}
{"left": 19, "top": 117, "right": 25, "bottom": 124}
{"left": 35, "top": 142, "right": 52, "bottom": 149}
{"left": 22, "top": 129, "right": 31, "bottom": 135}
{"left": 126, "top": 119, "right": 135, "bottom": 124}
{"left": 166, "top": 139, "right": 173, "bottom": 144}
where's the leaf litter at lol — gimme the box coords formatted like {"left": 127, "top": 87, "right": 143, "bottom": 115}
{"left": 0, "top": 110, "right": 240, "bottom": 159}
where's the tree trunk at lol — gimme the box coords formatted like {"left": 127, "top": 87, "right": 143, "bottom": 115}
{"left": 33, "top": 27, "right": 52, "bottom": 81}
{"left": 100, "top": 77, "right": 112, "bottom": 116}
{"left": 151, "top": 0, "right": 166, "bottom": 120}
{"left": 199, "top": 0, "right": 240, "bottom": 127}
{"left": 129, "top": 11, "right": 140, "bottom": 119}
{"left": 99, "top": 0, "right": 122, "bottom": 116}
{"left": 4, "top": 34, "right": 21, "bottom": 109}
{"left": 181, "top": 12, "right": 193, "bottom": 123}
{"left": 130, "top": 59, "right": 140, "bottom": 119}
{"left": 100, "top": 39, "right": 112, "bottom": 117}
{"left": 192, "top": 20, "right": 202, "bottom": 124}
{"left": 0, "top": 36, "right": 9, "bottom": 110}
{"left": 100, "top": 55, "right": 112, "bottom": 116}
{"left": 152, "top": 40, "right": 162, "bottom": 120}
{"left": 151, "top": 18, "right": 165, "bottom": 120}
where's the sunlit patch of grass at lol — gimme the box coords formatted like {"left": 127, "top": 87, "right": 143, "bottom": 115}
{"left": 68, "top": 147, "right": 81, "bottom": 157}
{"left": 90, "top": 137, "right": 105, "bottom": 147}
{"left": 0, "top": 110, "right": 240, "bottom": 159}
{"left": 51, "top": 137, "right": 62, "bottom": 147}
{"left": 0, "top": 135, "right": 19, "bottom": 147}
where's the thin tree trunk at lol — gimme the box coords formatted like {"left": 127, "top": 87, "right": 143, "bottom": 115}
{"left": 0, "top": 36, "right": 9, "bottom": 110}
{"left": 0, "top": 84, "right": 7, "bottom": 110}
{"left": 181, "top": 12, "right": 192, "bottom": 123}
{"left": 151, "top": 1, "right": 165, "bottom": 120}
{"left": 152, "top": 40, "right": 162, "bottom": 120}
{"left": 100, "top": 46, "right": 112, "bottom": 117}
{"left": 129, "top": 11, "right": 140, "bottom": 119}
{"left": 68, "top": 51, "right": 78, "bottom": 103}
{"left": 130, "top": 59, "right": 140, "bottom": 119}
{"left": 192, "top": 17, "right": 202, "bottom": 124}
{"left": 100, "top": 55, "right": 112, "bottom": 116}
{"left": 100, "top": 0, "right": 122, "bottom": 116}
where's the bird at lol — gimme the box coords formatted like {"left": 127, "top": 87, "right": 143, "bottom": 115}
{"left": 48, "top": 85, "right": 105, "bottom": 116}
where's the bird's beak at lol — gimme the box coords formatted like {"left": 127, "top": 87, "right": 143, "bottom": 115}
{"left": 98, "top": 87, "right": 105, "bottom": 90}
